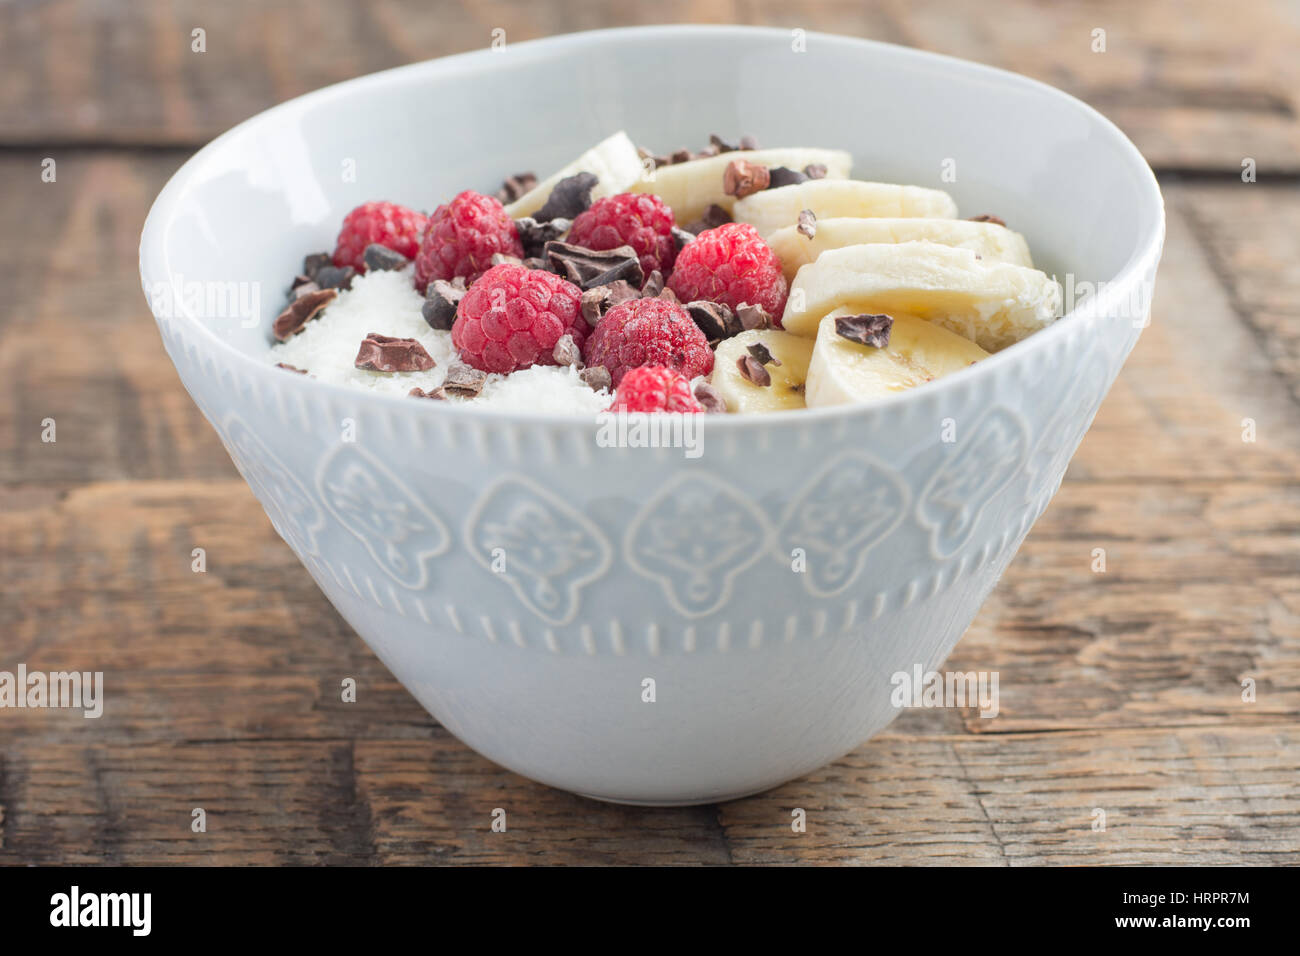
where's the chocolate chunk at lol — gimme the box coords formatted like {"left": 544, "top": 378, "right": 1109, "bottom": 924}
{"left": 422, "top": 279, "right": 465, "bottom": 331}
{"left": 354, "top": 333, "right": 437, "bottom": 372}
{"left": 709, "top": 134, "right": 738, "bottom": 153}
{"left": 579, "top": 365, "right": 612, "bottom": 392}
{"left": 580, "top": 289, "right": 606, "bottom": 328}
{"left": 275, "top": 362, "right": 308, "bottom": 374}
{"left": 290, "top": 273, "right": 315, "bottom": 291}
{"left": 637, "top": 146, "right": 671, "bottom": 170}
{"left": 521, "top": 256, "right": 547, "bottom": 270}
{"left": 695, "top": 144, "right": 720, "bottom": 159}
{"left": 553, "top": 334, "right": 581, "bottom": 367}
{"left": 747, "top": 343, "right": 781, "bottom": 368}
{"left": 739, "top": 135, "right": 759, "bottom": 150}
{"left": 835, "top": 313, "right": 893, "bottom": 349}
{"left": 694, "top": 381, "right": 727, "bottom": 413}
{"left": 803, "top": 163, "right": 828, "bottom": 180}
{"left": 969, "top": 213, "right": 1007, "bottom": 227}
{"left": 797, "top": 209, "right": 817, "bottom": 239}
{"left": 314, "top": 264, "right": 356, "bottom": 290}
{"left": 495, "top": 171, "right": 537, "bottom": 204}
{"left": 685, "top": 301, "right": 740, "bottom": 344}
{"left": 671, "top": 226, "right": 696, "bottom": 250}
{"left": 723, "top": 159, "right": 771, "bottom": 199}
{"left": 640, "top": 270, "right": 665, "bottom": 298}
{"left": 604, "top": 279, "right": 641, "bottom": 303}
{"left": 272, "top": 287, "right": 337, "bottom": 340}
{"left": 363, "top": 243, "right": 409, "bottom": 272}
{"left": 737, "top": 355, "right": 772, "bottom": 387}
{"left": 734, "top": 302, "right": 773, "bottom": 332}
{"left": 514, "top": 216, "right": 571, "bottom": 258}
{"left": 658, "top": 287, "right": 679, "bottom": 304}
{"left": 544, "top": 241, "right": 643, "bottom": 290}
{"left": 409, "top": 386, "right": 446, "bottom": 400}
{"left": 291, "top": 279, "right": 322, "bottom": 299}
{"left": 491, "top": 252, "right": 523, "bottom": 267}
{"left": 441, "top": 362, "right": 487, "bottom": 397}
{"left": 303, "top": 252, "right": 332, "bottom": 278}
{"left": 683, "top": 204, "right": 732, "bottom": 235}
{"left": 767, "top": 166, "right": 809, "bottom": 190}
{"left": 670, "top": 148, "right": 692, "bottom": 164}
{"left": 534, "top": 172, "right": 598, "bottom": 223}
{"left": 580, "top": 280, "right": 639, "bottom": 327}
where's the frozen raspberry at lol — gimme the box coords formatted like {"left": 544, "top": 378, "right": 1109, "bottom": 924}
{"left": 332, "top": 201, "right": 427, "bottom": 272}
{"left": 414, "top": 190, "right": 524, "bottom": 290}
{"left": 567, "top": 193, "right": 678, "bottom": 281}
{"left": 583, "top": 296, "right": 714, "bottom": 386}
{"left": 451, "top": 263, "right": 585, "bottom": 374}
{"left": 608, "top": 366, "right": 703, "bottom": 414}
{"left": 667, "top": 221, "right": 788, "bottom": 318}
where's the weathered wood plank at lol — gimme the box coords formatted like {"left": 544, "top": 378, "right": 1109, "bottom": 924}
{"left": 0, "top": 152, "right": 236, "bottom": 484}
{"left": 1, "top": 0, "right": 1297, "bottom": 172}
{"left": 1177, "top": 182, "right": 1300, "bottom": 403}
{"left": 3, "top": 726, "right": 1295, "bottom": 864}
{"left": 963, "top": 485, "right": 1300, "bottom": 735}
{"left": 0, "top": 479, "right": 427, "bottom": 745}
{"left": 722, "top": 726, "right": 1300, "bottom": 865}
{"left": 1067, "top": 190, "right": 1300, "bottom": 483}
{"left": 0, "top": 737, "right": 735, "bottom": 865}
{"left": 871, "top": 0, "right": 1300, "bottom": 174}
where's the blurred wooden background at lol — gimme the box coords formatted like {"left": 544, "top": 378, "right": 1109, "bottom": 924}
{"left": 1, "top": 0, "right": 1297, "bottom": 865}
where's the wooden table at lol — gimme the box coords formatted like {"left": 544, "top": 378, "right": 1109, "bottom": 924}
{"left": 2, "top": 0, "right": 1297, "bottom": 865}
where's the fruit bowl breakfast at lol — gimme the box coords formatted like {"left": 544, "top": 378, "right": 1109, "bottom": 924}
{"left": 269, "top": 131, "right": 1062, "bottom": 414}
{"left": 139, "top": 26, "right": 1164, "bottom": 804}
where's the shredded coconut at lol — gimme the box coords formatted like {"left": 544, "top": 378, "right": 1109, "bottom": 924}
{"left": 271, "top": 268, "right": 609, "bottom": 413}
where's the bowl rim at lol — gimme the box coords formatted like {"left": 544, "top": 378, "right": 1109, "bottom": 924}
{"left": 139, "top": 23, "right": 1166, "bottom": 429}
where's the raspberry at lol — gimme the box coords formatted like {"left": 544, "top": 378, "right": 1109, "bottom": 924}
{"left": 567, "top": 193, "right": 678, "bottom": 281}
{"left": 414, "top": 190, "right": 524, "bottom": 290}
{"left": 667, "top": 222, "right": 788, "bottom": 319}
{"left": 332, "top": 201, "right": 427, "bottom": 272}
{"left": 583, "top": 296, "right": 714, "bottom": 386}
{"left": 608, "top": 366, "right": 703, "bottom": 414}
{"left": 451, "top": 264, "right": 586, "bottom": 374}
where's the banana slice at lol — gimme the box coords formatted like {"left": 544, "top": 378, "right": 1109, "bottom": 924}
{"left": 709, "top": 329, "right": 815, "bottom": 412}
{"left": 805, "top": 308, "right": 990, "bottom": 408}
{"left": 767, "top": 217, "right": 1034, "bottom": 282}
{"left": 505, "top": 131, "right": 646, "bottom": 218}
{"left": 733, "top": 180, "right": 958, "bottom": 238}
{"left": 628, "top": 148, "right": 852, "bottom": 223}
{"left": 782, "top": 241, "right": 1061, "bottom": 351}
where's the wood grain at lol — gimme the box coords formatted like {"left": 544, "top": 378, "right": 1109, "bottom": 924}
{"left": 2, "top": 0, "right": 1298, "bottom": 172}
{"left": 1177, "top": 183, "right": 1300, "bottom": 403}
{"left": 0, "top": 153, "right": 232, "bottom": 484}
{"left": 722, "top": 726, "right": 1300, "bottom": 865}
{"left": 1, "top": 0, "right": 1298, "bottom": 865}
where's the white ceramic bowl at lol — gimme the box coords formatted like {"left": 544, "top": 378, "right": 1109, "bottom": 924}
{"left": 140, "top": 26, "right": 1163, "bottom": 805}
